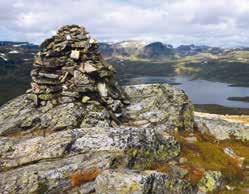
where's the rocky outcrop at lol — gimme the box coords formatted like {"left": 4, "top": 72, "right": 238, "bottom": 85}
{"left": 125, "top": 84, "right": 194, "bottom": 133}
{"left": 0, "top": 127, "right": 184, "bottom": 193}
{"left": 0, "top": 25, "right": 225, "bottom": 194}
{"left": 195, "top": 112, "right": 249, "bottom": 140}
{"left": 0, "top": 85, "right": 225, "bottom": 194}
{"left": 197, "top": 171, "right": 223, "bottom": 193}
{"left": 96, "top": 170, "right": 195, "bottom": 194}
{"left": 0, "top": 84, "right": 194, "bottom": 137}
{"left": 0, "top": 81, "right": 197, "bottom": 194}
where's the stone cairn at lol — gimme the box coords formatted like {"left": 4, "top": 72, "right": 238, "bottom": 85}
{"left": 29, "top": 25, "right": 128, "bottom": 124}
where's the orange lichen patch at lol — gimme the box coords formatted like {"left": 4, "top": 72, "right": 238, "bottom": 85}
{"left": 70, "top": 167, "right": 100, "bottom": 187}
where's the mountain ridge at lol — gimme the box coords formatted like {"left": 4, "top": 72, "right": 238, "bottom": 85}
{"left": 2, "top": 40, "right": 249, "bottom": 60}
{"left": 1, "top": 40, "right": 249, "bottom": 107}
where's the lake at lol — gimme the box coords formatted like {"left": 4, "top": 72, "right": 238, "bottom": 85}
{"left": 123, "top": 76, "right": 249, "bottom": 108}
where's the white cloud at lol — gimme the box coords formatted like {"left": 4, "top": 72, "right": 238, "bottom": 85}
{"left": 0, "top": 0, "right": 249, "bottom": 47}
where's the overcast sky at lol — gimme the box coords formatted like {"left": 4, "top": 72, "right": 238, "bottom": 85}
{"left": 1, "top": 0, "right": 249, "bottom": 47}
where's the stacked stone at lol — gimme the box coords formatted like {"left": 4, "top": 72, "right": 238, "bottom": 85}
{"left": 30, "top": 25, "right": 128, "bottom": 123}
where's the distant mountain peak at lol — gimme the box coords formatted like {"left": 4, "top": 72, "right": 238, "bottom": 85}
{"left": 113, "top": 40, "right": 148, "bottom": 49}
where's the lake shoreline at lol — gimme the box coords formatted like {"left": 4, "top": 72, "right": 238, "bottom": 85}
{"left": 195, "top": 104, "right": 249, "bottom": 115}
{"left": 121, "top": 75, "right": 249, "bottom": 109}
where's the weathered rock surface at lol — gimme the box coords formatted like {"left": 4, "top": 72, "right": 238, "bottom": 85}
{"left": 195, "top": 113, "right": 249, "bottom": 140}
{"left": 197, "top": 171, "right": 223, "bottom": 193}
{"left": 0, "top": 84, "right": 194, "bottom": 137}
{"left": 0, "top": 24, "right": 227, "bottom": 194}
{"left": 30, "top": 25, "right": 127, "bottom": 126}
{"left": 0, "top": 127, "right": 184, "bottom": 193}
{"left": 96, "top": 170, "right": 196, "bottom": 194}
{"left": 125, "top": 84, "right": 194, "bottom": 133}
{"left": 0, "top": 83, "right": 200, "bottom": 194}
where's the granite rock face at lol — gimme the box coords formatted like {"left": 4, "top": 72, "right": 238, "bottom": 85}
{"left": 0, "top": 127, "right": 185, "bottom": 194}
{"left": 0, "top": 25, "right": 223, "bottom": 194}
{"left": 125, "top": 84, "right": 194, "bottom": 133}
{"left": 0, "top": 84, "right": 197, "bottom": 193}
{"left": 96, "top": 170, "right": 196, "bottom": 194}
{"left": 195, "top": 113, "right": 249, "bottom": 140}
{"left": 0, "top": 84, "right": 194, "bottom": 137}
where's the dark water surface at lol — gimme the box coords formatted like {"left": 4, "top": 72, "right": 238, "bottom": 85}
{"left": 124, "top": 76, "right": 249, "bottom": 109}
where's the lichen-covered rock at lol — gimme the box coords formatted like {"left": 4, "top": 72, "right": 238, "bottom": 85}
{"left": 195, "top": 113, "right": 249, "bottom": 140}
{"left": 0, "top": 130, "right": 78, "bottom": 170}
{"left": 126, "top": 132, "right": 180, "bottom": 170}
{"left": 0, "top": 153, "right": 111, "bottom": 194}
{"left": 0, "top": 127, "right": 180, "bottom": 171}
{"left": 197, "top": 171, "right": 223, "bottom": 193}
{"left": 125, "top": 84, "right": 195, "bottom": 133}
{"left": 0, "top": 83, "right": 195, "bottom": 137}
{"left": 0, "top": 83, "right": 194, "bottom": 193}
{"left": 0, "top": 95, "right": 111, "bottom": 137}
{"left": 0, "top": 24, "right": 197, "bottom": 194}
{"left": 0, "top": 127, "right": 181, "bottom": 193}
{"left": 95, "top": 170, "right": 196, "bottom": 194}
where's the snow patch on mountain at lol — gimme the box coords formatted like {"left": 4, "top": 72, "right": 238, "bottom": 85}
{"left": 0, "top": 53, "right": 8, "bottom": 61}
{"left": 8, "top": 50, "right": 19, "bottom": 54}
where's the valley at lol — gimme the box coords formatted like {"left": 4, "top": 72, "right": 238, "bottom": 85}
{"left": 1, "top": 40, "right": 249, "bottom": 115}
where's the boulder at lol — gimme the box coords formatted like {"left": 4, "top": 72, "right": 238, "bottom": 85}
{"left": 197, "top": 171, "right": 223, "bottom": 193}
{"left": 195, "top": 114, "right": 249, "bottom": 140}
{"left": 125, "top": 84, "right": 194, "bottom": 133}
{"left": 0, "top": 84, "right": 195, "bottom": 137}
{"left": 0, "top": 127, "right": 181, "bottom": 193}
{"left": 0, "top": 84, "right": 194, "bottom": 136}
{"left": 96, "top": 170, "right": 196, "bottom": 194}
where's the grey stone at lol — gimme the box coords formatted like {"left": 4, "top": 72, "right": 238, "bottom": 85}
{"left": 124, "top": 84, "right": 195, "bottom": 133}
{"left": 70, "top": 50, "right": 80, "bottom": 59}
{"left": 198, "top": 171, "right": 223, "bottom": 193}
{"left": 97, "top": 83, "right": 108, "bottom": 97}
{"left": 62, "top": 91, "right": 80, "bottom": 98}
{"left": 38, "top": 72, "right": 60, "bottom": 79}
{"left": 82, "top": 62, "right": 97, "bottom": 73}
{"left": 0, "top": 127, "right": 183, "bottom": 193}
{"left": 96, "top": 170, "right": 195, "bottom": 194}
{"left": 32, "top": 76, "right": 60, "bottom": 85}
{"left": 195, "top": 114, "right": 249, "bottom": 140}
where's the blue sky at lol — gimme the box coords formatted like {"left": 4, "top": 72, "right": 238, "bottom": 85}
{"left": 1, "top": 0, "right": 249, "bottom": 47}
